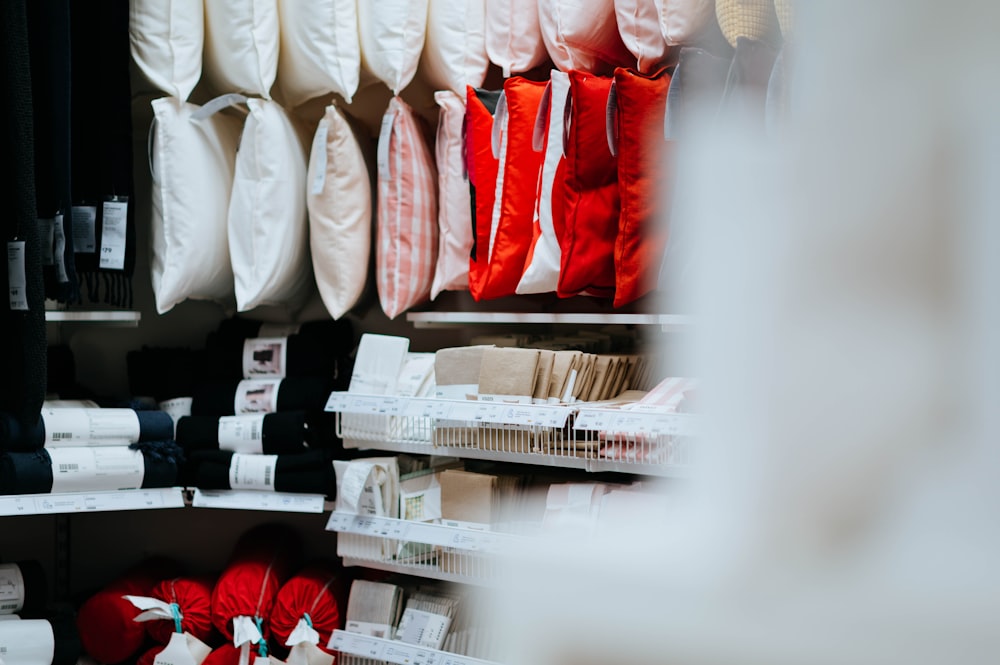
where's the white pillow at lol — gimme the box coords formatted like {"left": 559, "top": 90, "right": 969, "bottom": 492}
{"left": 656, "top": 0, "right": 717, "bottom": 46}
{"left": 149, "top": 97, "right": 242, "bottom": 314}
{"left": 615, "top": 0, "right": 671, "bottom": 72}
{"left": 307, "top": 104, "right": 372, "bottom": 319}
{"left": 203, "top": 0, "right": 279, "bottom": 97}
{"left": 516, "top": 71, "right": 570, "bottom": 295}
{"left": 538, "top": 0, "right": 633, "bottom": 73}
{"left": 357, "top": 0, "right": 430, "bottom": 95}
{"left": 130, "top": 0, "right": 204, "bottom": 100}
{"left": 484, "top": 0, "right": 549, "bottom": 77}
{"left": 421, "top": 0, "right": 489, "bottom": 95}
{"left": 431, "top": 91, "right": 472, "bottom": 298}
{"left": 229, "top": 99, "right": 312, "bottom": 311}
{"left": 276, "top": 0, "right": 361, "bottom": 107}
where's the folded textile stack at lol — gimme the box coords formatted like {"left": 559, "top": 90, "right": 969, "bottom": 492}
{"left": 0, "top": 403, "right": 181, "bottom": 495}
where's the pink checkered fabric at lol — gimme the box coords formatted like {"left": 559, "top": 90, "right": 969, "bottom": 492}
{"left": 376, "top": 96, "right": 439, "bottom": 319}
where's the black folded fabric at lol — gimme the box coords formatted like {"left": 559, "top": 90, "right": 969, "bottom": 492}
{"left": 46, "top": 345, "right": 77, "bottom": 398}
{"left": 187, "top": 450, "right": 336, "bottom": 496}
{"left": 0, "top": 560, "right": 47, "bottom": 616}
{"left": 0, "top": 445, "right": 179, "bottom": 495}
{"left": 0, "top": 615, "right": 80, "bottom": 665}
{"left": 0, "top": 0, "right": 48, "bottom": 443}
{"left": 50, "top": 613, "right": 82, "bottom": 665}
{"left": 177, "top": 412, "right": 311, "bottom": 455}
{"left": 204, "top": 319, "right": 354, "bottom": 381}
{"left": 127, "top": 346, "right": 208, "bottom": 402}
{"left": 0, "top": 409, "right": 174, "bottom": 452}
{"left": 191, "top": 377, "right": 333, "bottom": 417}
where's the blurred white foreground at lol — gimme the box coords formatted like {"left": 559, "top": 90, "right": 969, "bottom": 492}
{"left": 497, "top": 1, "right": 1000, "bottom": 663}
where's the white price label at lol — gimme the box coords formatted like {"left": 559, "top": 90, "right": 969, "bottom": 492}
{"left": 48, "top": 447, "right": 145, "bottom": 493}
{"left": 218, "top": 415, "right": 266, "bottom": 454}
{"left": 99, "top": 199, "right": 128, "bottom": 270}
{"left": 228, "top": 453, "right": 277, "bottom": 491}
{"left": 0, "top": 564, "right": 25, "bottom": 614}
{"left": 7, "top": 241, "right": 27, "bottom": 311}
{"left": 52, "top": 213, "right": 68, "bottom": 282}
{"left": 71, "top": 205, "right": 97, "bottom": 253}
{"left": 42, "top": 408, "right": 141, "bottom": 445}
{"left": 39, "top": 218, "right": 55, "bottom": 265}
{"left": 243, "top": 337, "right": 288, "bottom": 379}
{"left": 234, "top": 379, "right": 281, "bottom": 414}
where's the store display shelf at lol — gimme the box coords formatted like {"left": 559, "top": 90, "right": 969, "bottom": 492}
{"left": 340, "top": 557, "right": 496, "bottom": 587}
{"left": 189, "top": 489, "right": 330, "bottom": 513}
{"left": 405, "top": 311, "right": 692, "bottom": 331}
{"left": 326, "top": 513, "right": 521, "bottom": 554}
{"left": 45, "top": 310, "right": 141, "bottom": 326}
{"left": 329, "top": 630, "right": 500, "bottom": 665}
{"left": 329, "top": 393, "right": 697, "bottom": 475}
{"left": 325, "top": 393, "right": 573, "bottom": 428}
{"left": 0, "top": 487, "right": 184, "bottom": 516}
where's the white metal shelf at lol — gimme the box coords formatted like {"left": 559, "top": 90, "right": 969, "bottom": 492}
{"left": 326, "top": 513, "right": 520, "bottom": 554}
{"left": 405, "top": 311, "right": 691, "bottom": 331}
{"left": 339, "top": 557, "right": 496, "bottom": 588}
{"left": 45, "top": 310, "right": 141, "bottom": 326}
{"left": 328, "top": 393, "right": 697, "bottom": 476}
{"left": 189, "top": 489, "right": 330, "bottom": 513}
{"left": 0, "top": 487, "right": 184, "bottom": 516}
{"left": 329, "top": 630, "right": 500, "bottom": 665}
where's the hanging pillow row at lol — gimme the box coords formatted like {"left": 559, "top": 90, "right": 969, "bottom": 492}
{"left": 129, "top": 0, "right": 741, "bottom": 108}
{"left": 148, "top": 93, "right": 372, "bottom": 319}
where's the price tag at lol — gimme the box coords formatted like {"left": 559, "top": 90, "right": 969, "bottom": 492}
{"left": 71, "top": 205, "right": 97, "bottom": 253}
{"left": 7, "top": 241, "right": 27, "bottom": 311}
{"left": 99, "top": 198, "right": 128, "bottom": 270}
{"left": 324, "top": 392, "right": 350, "bottom": 413}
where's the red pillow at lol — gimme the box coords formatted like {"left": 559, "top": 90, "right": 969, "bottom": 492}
{"left": 612, "top": 67, "right": 671, "bottom": 306}
{"left": 557, "top": 71, "right": 619, "bottom": 299}
{"left": 77, "top": 558, "right": 181, "bottom": 664}
{"left": 476, "top": 76, "right": 547, "bottom": 300}
{"left": 211, "top": 525, "right": 301, "bottom": 644}
{"left": 270, "top": 562, "right": 344, "bottom": 652}
{"left": 466, "top": 86, "right": 502, "bottom": 299}
{"left": 146, "top": 576, "right": 215, "bottom": 645}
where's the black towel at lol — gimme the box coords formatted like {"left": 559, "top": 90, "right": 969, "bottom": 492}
{"left": 191, "top": 377, "right": 333, "bottom": 417}
{"left": 0, "top": 445, "right": 180, "bottom": 494}
{"left": 177, "top": 412, "right": 313, "bottom": 455}
{"left": 127, "top": 346, "right": 208, "bottom": 402}
{"left": 0, "top": 615, "right": 80, "bottom": 665}
{"left": 0, "top": 408, "right": 174, "bottom": 452}
{"left": 26, "top": 0, "right": 78, "bottom": 303}
{"left": 69, "top": 0, "right": 136, "bottom": 307}
{"left": 0, "top": 0, "right": 47, "bottom": 437}
{"left": 187, "top": 450, "right": 336, "bottom": 496}
{"left": 204, "top": 319, "right": 354, "bottom": 381}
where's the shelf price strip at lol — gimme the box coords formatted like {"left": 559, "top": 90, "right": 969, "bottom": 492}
{"left": 326, "top": 513, "right": 511, "bottom": 553}
{"left": 328, "top": 631, "right": 499, "bottom": 665}
{"left": 325, "top": 393, "right": 572, "bottom": 428}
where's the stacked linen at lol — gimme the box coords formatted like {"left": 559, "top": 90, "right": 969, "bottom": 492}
{"left": 180, "top": 318, "right": 351, "bottom": 497}
{"left": 0, "top": 404, "right": 181, "bottom": 495}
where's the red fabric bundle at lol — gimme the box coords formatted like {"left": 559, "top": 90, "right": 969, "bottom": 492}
{"left": 201, "top": 644, "right": 241, "bottom": 665}
{"left": 476, "top": 77, "right": 547, "bottom": 300}
{"left": 558, "top": 71, "right": 620, "bottom": 299}
{"left": 612, "top": 66, "right": 672, "bottom": 306}
{"left": 466, "top": 86, "right": 502, "bottom": 299}
{"left": 270, "top": 562, "right": 344, "bottom": 651}
{"left": 136, "top": 646, "right": 160, "bottom": 665}
{"left": 77, "top": 557, "right": 181, "bottom": 664}
{"left": 146, "top": 576, "right": 215, "bottom": 645}
{"left": 211, "top": 524, "right": 302, "bottom": 645}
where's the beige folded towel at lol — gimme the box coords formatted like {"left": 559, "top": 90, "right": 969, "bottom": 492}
{"left": 478, "top": 347, "right": 539, "bottom": 400}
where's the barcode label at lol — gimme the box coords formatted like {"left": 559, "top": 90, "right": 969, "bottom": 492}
{"left": 229, "top": 454, "right": 278, "bottom": 492}
{"left": 264, "top": 466, "right": 272, "bottom": 485}
{"left": 58, "top": 464, "right": 80, "bottom": 472}
{"left": 0, "top": 603, "right": 17, "bottom": 611}
{"left": 52, "top": 432, "right": 73, "bottom": 441}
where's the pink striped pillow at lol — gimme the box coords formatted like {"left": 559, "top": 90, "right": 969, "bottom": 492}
{"left": 376, "top": 96, "right": 439, "bottom": 319}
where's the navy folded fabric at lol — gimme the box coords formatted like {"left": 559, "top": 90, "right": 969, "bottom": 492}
{"left": 0, "top": 408, "right": 174, "bottom": 452}
{"left": 204, "top": 319, "right": 354, "bottom": 382}
{"left": 191, "top": 377, "right": 333, "bottom": 417}
{"left": 177, "top": 412, "right": 310, "bottom": 454}
{"left": 0, "top": 445, "right": 179, "bottom": 494}
{"left": 187, "top": 449, "right": 335, "bottom": 496}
